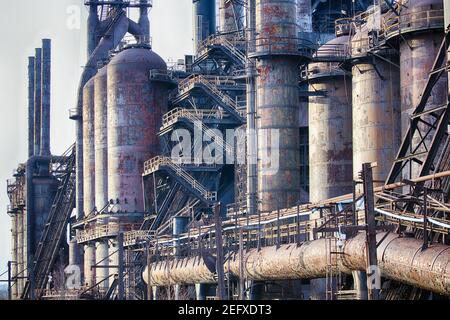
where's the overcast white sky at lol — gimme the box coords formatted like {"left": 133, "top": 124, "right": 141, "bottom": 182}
{"left": 0, "top": 0, "right": 194, "bottom": 273}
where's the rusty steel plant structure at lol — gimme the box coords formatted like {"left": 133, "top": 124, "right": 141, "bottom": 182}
{"left": 3, "top": 0, "right": 450, "bottom": 300}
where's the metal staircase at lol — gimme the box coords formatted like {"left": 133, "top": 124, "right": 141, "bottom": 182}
{"left": 196, "top": 35, "right": 248, "bottom": 68}
{"left": 160, "top": 108, "right": 236, "bottom": 155}
{"left": 173, "top": 75, "right": 245, "bottom": 122}
{"left": 143, "top": 156, "right": 218, "bottom": 205}
{"left": 22, "top": 145, "right": 77, "bottom": 299}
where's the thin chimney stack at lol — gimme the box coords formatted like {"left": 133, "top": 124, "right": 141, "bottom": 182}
{"left": 29, "top": 39, "right": 51, "bottom": 158}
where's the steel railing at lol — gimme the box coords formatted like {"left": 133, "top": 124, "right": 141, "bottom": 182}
{"left": 161, "top": 108, "right": 235, "bottom": 154}
{"left": 143, "top": 156, "right": 217, "bottom": 202}
{"left": 177, "top": 75, "right": 242, "bottom": 118}
{"left": 383, "top": 9, "right": 444, "bottom": 38}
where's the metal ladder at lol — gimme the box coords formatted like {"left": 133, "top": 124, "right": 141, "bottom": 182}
{"left": 22, "top": 145, "right": 76, "bottom": 299}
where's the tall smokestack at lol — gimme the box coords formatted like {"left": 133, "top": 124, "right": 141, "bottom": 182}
{"left": 34, "top": 48, "right": 42, "bottom": 156}
{"left": 28, "top": 57, "right": 35, "bottom": 158}
{"left": 87, "top": 4, "right": 99, "bottom": 58}
{"left": 40, "top": 39, "right": 51, "bottom": 156}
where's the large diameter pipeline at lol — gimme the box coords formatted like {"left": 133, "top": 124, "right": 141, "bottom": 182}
{"left": 144, "top": 232, "right": 450, "bottom": 296}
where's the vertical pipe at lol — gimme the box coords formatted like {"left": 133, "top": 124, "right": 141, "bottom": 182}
{"left": 87, "top": 4, "right": 99, "bottom": 58}
{"left": 138, "top": 0, "right": 151, "bottom": 41}
{"left": 34, "top": 48, "right": 42, "bottom": 156}
{"left": 246, "top": 0, "right": 257, "bottom": 216}
{"left": 352, "top": 271, "right": 368, "bottom": 300}
{"left": 76, "top": 128, "right": 84, "bottom": 220}
{"left": 214, "top": 204, "right": 226, "bottom": 300}
{"left": 28, "top": 57, "right": 35, "bottom": 158}
{"left": 16, "top": 212, "right": 24, "bottom": 296}
{"left": 10, "top": 215, "right": 17, "bottom": 299}
{"left": 444, "top": 0, "right": 450, "bottom": 93}
{"left": 118, "top": 233, "right": 125, "bottom": 300}
{"left": 95, "top": 240, "right": 109, "bottom": 291}
{"left": 7, "top": 261, "right": 12, "bottom": 300}
{"left": 173, "top": 216, "right": 189, "bottom": 299}
{"left": 94, "top": 65, "right": 108, "bottom": 210}
{"left": 84, "top": 243, "right": 96, "bottom": 287}
{"left": 40, "top": 39, "right": 51, "bottom": 156}
{"left": 83, "top": 78, "right": 96, "bottom": 215}
{"left": 69, "top": 238, "right": 81, "bottom": 267}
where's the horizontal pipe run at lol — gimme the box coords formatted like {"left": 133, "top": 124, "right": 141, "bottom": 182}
{"left": 144, "top": 232, "right": 450, "bottom": 296}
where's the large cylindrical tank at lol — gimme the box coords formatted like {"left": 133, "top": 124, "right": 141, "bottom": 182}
{"left": 307, "top": 36, "right": 353, "bottom": 202}
{"left": 219, "top": 0, "right": 243, "bottom": 35}
{"left": 83, "top": 78, "right": 96, "bottom": 215}
{"left": 254, "top": 0, "right": 299, "bottom": 56}
{"left": 254, "top": 0, "right": 301, "bottom": 212}
{"left": 257, "top": 58, "right": 301, "bottom": 211}
{"left": 193, "top": 0, "right": 217, "bottom": 53}
{"left": 94, "top": 65, "right": 108, "bottom": 210}
{"left": 385, "top": 0, "right": 446, "bottom": 179}
{"left": 107, "top": 47, "right": 168, "bottom": 213}
{"left": 351, "top": 25, "right": 401, "bottom": 184}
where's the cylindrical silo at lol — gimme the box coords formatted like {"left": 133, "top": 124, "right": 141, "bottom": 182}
{"left": 384, "top": 0, "right": 446, "bottom": 179}
{"left": 107, "top": 47, "right": 168, "bottom": 213}
{"left": 253, "top": 0, "right": 302, "bottom": 212}
{"left": 83, "top": 78, "right": 96, "bottom": 215}
{"left": 219, "top": 0, "right": 244, "bottom": 35}
{"left": 95, "top": 240, "right": 109, "bottom": 291}
{"left": 307, "top": 36, "right": 353, "bottom": 202}
{"left": 351, "top": 25, "right": 401, "bottom": 185}
{"left": 94, "top": 64, "right": 108, "bottom": 210}
{"left": 84, "top": 243, "right": 96, "bottom": 287}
